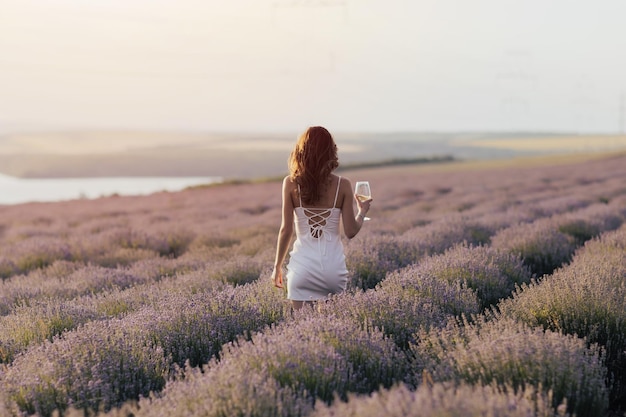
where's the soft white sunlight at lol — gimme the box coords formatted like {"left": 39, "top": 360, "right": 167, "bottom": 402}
{"left": 1, "top": 0, "right": 625, "bottom": 133}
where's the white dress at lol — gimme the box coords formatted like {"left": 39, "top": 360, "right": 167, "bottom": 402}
{"left": 286, "top": 177, "right": 348, "bottom": 301}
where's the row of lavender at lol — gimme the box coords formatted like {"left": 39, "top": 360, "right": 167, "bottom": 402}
{"left": 19, "top": 224, "right": 622, "bottom": 417}
{"left": 0, "top": 154, "right": 626, "bottom": 416}
{"left": 1, "top": 168, "right": 623, "bottom": 366}
{"left": 2, "top": 154, "right": 626, "bottom": 284}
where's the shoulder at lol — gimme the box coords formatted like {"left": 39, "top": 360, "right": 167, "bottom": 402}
{"left": 282, "top": 175, "right": 298, "bottom": 196}
{"left": 282, "top": 175, "right": 296, "bottom": 188}
{"left": 335, "top": 176, "right": 353, "bottom": 199}
{"left": 336, "top": 175, "right": 352, "bottom": 190}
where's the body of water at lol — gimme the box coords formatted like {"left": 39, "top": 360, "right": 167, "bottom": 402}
{"left": 0, "top": 175, "right": 221, "bottom": 205}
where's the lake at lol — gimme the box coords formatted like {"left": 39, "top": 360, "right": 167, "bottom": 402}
{"left": 0, "top": 175, "right": 221, "bottom": 205}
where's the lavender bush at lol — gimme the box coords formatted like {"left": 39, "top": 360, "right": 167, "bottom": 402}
{"left": 490, "top": 218, "right": 578, "bottom": 276}
{"left": 531, "top": 194, "right": 594, "bottom": 218}
{"left": 144, "top": 280, "right": 285, "bottom": 368}
{"left": 410, "top": 244, "right": 532, "bottom": 310}
{"left": 3, "top": 236, "right": 72, "bottom": 275}
{"left": 116, "top": 364, "right": 311, "bottom": 417}
{"left": 112, "top": 314, "right": 407, "bottom": 417}
{"left": 413, "top": 316, "right": 608, "bottom": 417}
{"left": 345, "top": 216, "right": 496, "bottom": 291}
{"left": 124, "top": 256, "right": 201, "bottom": 282}
{"left": 374, "top": 272, "right": 478, "bottom": 349}
{"left": 400, "top": 215, "right": 495, "bottom": 257}
{"left": 310, "top": 382, "right": 567, "bottom": 417}
{"left": 553, "top": 203, "right": 623, "bottom": 244}
{"left": 326, "top": 253, "right": 483, "bottom": 351}
{"left": 327, "top": 288, "right": 451, "bottom": 351}
{"left": 496, "top": 226, "right": 626, "bottom": 411}
{"left": 0, "top": 299, "right": 101, "bottom": 363}
{"left": 75, "top": 227, "right": 194, "bottom": 262}
{"left": 0, "top": 278, "right": 286, "bottom": 416}
{"left": 1, "top": 317, "right": 169, "bottom": 416}
{"left": 344, "top": 234, "right": 419, "bottom": 290}
{"left": 0, "top": 264, "right": 150, "bottom": 315}
{"left": 203, "top": 257, "right": 267, "bottom": 286}
{"left": 0, "top": 258, "right": 16, "bottom": 280}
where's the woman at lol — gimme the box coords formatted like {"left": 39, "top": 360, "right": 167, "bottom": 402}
{"left": 271, "top": 126, "right": 372, "bottom": 310}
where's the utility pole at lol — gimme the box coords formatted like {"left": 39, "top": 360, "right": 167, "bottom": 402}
{"left": 619, "top": 91, "right": 626, "bottom": 135}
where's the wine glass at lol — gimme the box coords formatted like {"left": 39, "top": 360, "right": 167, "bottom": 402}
{"left": 354, "top": 181, "right": 371, "bottom": 221}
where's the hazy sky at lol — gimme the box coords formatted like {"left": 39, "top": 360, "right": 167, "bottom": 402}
{"left": 1, "top": 0, "right": 625, "bottom": 134}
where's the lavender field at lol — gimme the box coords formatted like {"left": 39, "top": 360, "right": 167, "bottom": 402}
{"left": 1, "top": 152, "right": 626, "bottom": 417}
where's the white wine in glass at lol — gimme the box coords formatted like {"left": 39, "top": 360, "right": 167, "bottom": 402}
{"left": 355, "top": 181, "right": 371, "bottom": 220}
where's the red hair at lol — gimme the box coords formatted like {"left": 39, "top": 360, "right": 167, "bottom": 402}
{"left": 288, "top": 126, "right": 339, "bottom": 205}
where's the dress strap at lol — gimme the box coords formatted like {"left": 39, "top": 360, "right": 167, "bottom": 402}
{"left": 297, "top": 184, "right": 303, "bottom": 207}
{"left": 333, "top": 176, "right": 341, "bottom": 207}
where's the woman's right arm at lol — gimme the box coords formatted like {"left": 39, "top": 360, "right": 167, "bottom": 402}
{"left": 340, "top": 177, "right": 372, "bottom": 239}
{"left": 271, "top": 176, "right": 295, "bottom": 288}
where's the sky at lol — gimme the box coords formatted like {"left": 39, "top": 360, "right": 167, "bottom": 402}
{"left": 1, "top": 0, "right": 625, "bottom": 134}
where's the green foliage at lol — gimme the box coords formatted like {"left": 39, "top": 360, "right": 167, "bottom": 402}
{"left": 558, "top": 220, "right": 600, "bottom": 244}
{"left": 0, "top": 260, "right": 15, "bottom": 280}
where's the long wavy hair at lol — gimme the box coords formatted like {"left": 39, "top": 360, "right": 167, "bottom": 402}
{"left": 288, "top": 126, "right": 339, "bottom": 205}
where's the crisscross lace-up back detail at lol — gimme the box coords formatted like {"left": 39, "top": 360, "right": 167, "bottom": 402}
{"left": 304, "top": 208, "right": 331, "bottom": 238}
{"left": 298, "top": 180, "right": 341, "bottom": 239}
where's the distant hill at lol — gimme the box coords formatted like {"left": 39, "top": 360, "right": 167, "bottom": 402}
{"left": 1, "top": 131, "right": 625, "bottom": 179}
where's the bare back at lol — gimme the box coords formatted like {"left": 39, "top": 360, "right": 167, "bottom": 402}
{"left": 291, "top": 174, "right": 343, "bottom": 209}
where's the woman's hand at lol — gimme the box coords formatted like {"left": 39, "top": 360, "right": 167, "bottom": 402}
{"left": 355, "top": 194, "right": 372, "bottom": 217}
{"left": 271, "top": 268, "right": 284, "bottom": 289}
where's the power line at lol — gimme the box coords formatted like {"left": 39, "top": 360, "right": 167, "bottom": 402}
{"left": 270, "top": 0, "right": 349, "bottom": 22}
{"left": 271, "top": 0, "right": 348, "bottom": 8}
{"left": 0, "top": 56, "right": 335, "bottom": 80}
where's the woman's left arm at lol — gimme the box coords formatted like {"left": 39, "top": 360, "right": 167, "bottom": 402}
{"left": 340, "top": 177, "right": 371, "bottom": 239}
